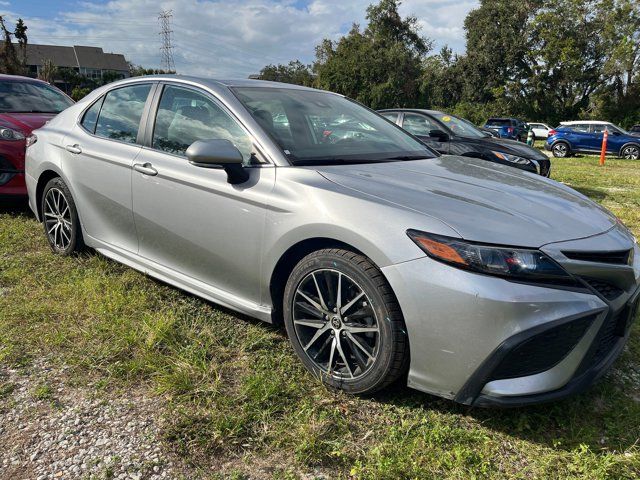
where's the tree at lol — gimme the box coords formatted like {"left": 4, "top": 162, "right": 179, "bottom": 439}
{"left": 314, "top": 0, "right": 432, "bottom": 109}
{"left": 0, "top": 15, "right": 28, "bottom": 75}
{"left": 258, "top": 60, "right": 314, "bottom": 86}
{"left": 38, "top": 59, "right": 58, "bottom": 83}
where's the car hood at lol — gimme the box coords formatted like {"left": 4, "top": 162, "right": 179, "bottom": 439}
{"left": 0, "top": 112, "right": 56, "bottom": 134}
{"left": 460, "top": 136, "right": 549, "bottom": 161}
{"left": 316, "top": 156, "right": 617, "bottom": 247}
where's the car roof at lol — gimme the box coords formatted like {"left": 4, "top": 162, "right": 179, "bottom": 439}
{"left": 378, "top": 108, "right": 444, "bottom": 116}
{"left": 0, "top": 74, "right": 50, "bottom": 84}
{"left": 560, "top": 120, "right": 611, "bottom": 125}
{"left": 105, "top": 74, "right": 326, "bottom": 93}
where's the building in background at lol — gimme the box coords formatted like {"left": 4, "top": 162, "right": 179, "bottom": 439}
{"left": 24, "top": 44, "right": 129, "bottom": 84}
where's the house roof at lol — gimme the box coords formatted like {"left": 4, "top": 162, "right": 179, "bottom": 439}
{"left": 24, "top": 44, "right": 129, "bottom": 72}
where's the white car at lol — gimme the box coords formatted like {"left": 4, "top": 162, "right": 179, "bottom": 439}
{"left": 528, "top": 122, "right": 552, "bottom": 139}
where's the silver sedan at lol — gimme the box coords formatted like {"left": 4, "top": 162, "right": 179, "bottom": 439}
{"left": 25, "top": 76, "right": 640, "bottom": 406}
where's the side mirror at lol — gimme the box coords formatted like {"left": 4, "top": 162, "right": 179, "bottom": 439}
{"left": 186, "top": 139, "right": 249, "bottom": 184}
{"left": 429, "top": 130, "right": 449, "bottom": 142}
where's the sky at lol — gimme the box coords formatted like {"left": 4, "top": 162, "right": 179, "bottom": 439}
{"left": 2, "top": 0, "right": 478, "bottom": 78}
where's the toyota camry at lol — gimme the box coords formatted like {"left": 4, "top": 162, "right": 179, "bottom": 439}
{"left": 25, "top": 76, "right": 640, "bottom": 406}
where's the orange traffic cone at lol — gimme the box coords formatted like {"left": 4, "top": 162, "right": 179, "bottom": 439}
{"left": 599, "top": 129, "right": 608, "bottom": 166}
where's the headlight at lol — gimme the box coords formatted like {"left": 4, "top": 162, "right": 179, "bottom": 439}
{"left": 407, "top": 230, "right": 575, "bottom": 284}
{"left": 491, "top": 151, "right": 531, "bottom": 165}
{"left": 0, "top": 127, "right": 26, "bottom": 141}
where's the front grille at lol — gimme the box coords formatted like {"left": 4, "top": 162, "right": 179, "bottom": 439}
{"left": 539, "top": 159, "right": 551, "bottom": 177}
{"left": 489, "top": 315, "right": 595, "bottom": 381}
{"left": 563, "top": 249, "right": 631, "bottom": 265}
{"left": 583, "top": 279, "right": 624, "bottom": 301}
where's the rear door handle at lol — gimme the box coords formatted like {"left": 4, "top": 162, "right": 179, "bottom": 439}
{"left": 133, "top": 162, "right": 158, "bottom": 176}
{"left": 65, "top": 144, "right": 82, "bottom": 154}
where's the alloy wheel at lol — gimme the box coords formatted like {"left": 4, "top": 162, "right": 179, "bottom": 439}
{"left": 292, "top": 269, "right": 380, "bottom": 380}
{"left": 44, "top": 187, "right": 73, "bottom": 250}
{"left": 553, "top": 143, "right": 568, "bottom": 157}
{"left": 622, "top": 146, "right": 640, "bottom": 160}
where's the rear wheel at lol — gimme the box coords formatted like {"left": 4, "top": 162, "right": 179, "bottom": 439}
{"left": 621, "top": 145, "right": 640, "bottom": 160}
{"left": 552, "top": 142, "right": 570, "bottom": 158}
{"left": 41, "top": 177, "right": 85, "bottom": 255}
{"left": 283, "top": 249, "right": 408, "bottom": 394}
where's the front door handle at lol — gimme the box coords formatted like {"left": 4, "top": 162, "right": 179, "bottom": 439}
{"left": 65, "top": 144, "right": 82, "bottom": 154}
{"left": 133, "top": 162, "right": 158, "bottom": 176}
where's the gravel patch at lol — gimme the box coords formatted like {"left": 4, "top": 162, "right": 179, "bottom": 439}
{"left": 0, "top": 360, "right": 196, "bottom": 480}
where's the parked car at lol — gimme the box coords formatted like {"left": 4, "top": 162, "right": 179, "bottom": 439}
{"left": 379, "top": 109, "right": 551, "bottom": 176}
{"left": 26, "top": 76, "right": 640, "bottom": 406}
{"left": 629, "top": 124, "right": 640, "bottom": 135}
{"left": 483, "top": 117, "right": 529, "bottom": 142}
{"left": 478, "top": 126, "right": 500, "bottom": 138}
{"left": 528, "top": 122, "right": 552, "bottom": 139}
{"left": 545, "top": 121, "right": 640, "bottom": 159}
{"left": 0, "top": 74, "right": 74, "bottom": 198}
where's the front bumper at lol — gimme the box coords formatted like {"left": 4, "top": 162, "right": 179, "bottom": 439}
{"left": 382, "top": 225, "right": 640, "bottom": 406}
{"left": 0, "top": 142, "right": 27, "bottom": 196}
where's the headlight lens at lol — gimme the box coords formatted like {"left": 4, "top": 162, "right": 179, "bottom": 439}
{"left": 491, "top": 151, "right": 531, "bottom": 165}
{"left": 0, "top": 127, "right": 26, "bottom": 141}
{"left": 407, "top": 230, "right": 575, "bottom": 284}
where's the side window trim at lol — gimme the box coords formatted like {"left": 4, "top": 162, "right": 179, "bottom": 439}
{"left": 145, "top": 81, "right": 272, "bottom": 165}
{"left": 81, "top": 82, "right": 156, "bottom": 146}
{"left": 79, "top": 95, "right": 105, "bottom": 135}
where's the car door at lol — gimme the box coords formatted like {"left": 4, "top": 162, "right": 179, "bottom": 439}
{"left": 131, "top": 83, "right": 275, "bottom": 305}
{"left": 564, "top": 124, "right": 593, "bottom": 151}
{"left": 401, "top": 112, "right": 450, "bottom": 153}
{"left": 62, "top": 83, "right": 155, "bottom": 252}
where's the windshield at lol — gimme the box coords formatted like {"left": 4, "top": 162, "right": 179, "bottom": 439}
{"left": 0, "top": 81, "right": 74, "bottom": 113}
{"left": 433, "top": 112, "right": 486, "bottom": 138}
{"left": 231, "top": 87, "right": 436, "bottom": 165}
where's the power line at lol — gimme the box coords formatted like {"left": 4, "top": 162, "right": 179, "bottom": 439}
{"left": 158, "top": 10, "right": 176, "bottom": 73}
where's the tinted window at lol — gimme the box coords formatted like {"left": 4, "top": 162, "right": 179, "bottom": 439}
{"left": 0, "top": 80, "right": 73, "bottom": 113}
{"left": 95, "top": 84, "right": 151, "bottom": 143}
{"left": 431, "top": 112, "right": 485, "bottom": 138}
{"left": 380, "top": 112, "right": 398, "bottom": 123}
{"left": 402, "top": 113, "right": 445, "bottom": 136}
{"left": 570, "top": 124, "right": 590, "bottom": 133}
{"left": 232, "top": 87, "right": 433, "bottom": 165}
{"left": 486, "top": 119, "right": 511, "bottom": 127}
{"left": 153, "top": 85, "right": 253, "bottom": 163}
{"left": 81, "top": 97, "right": 103, "bottom": 134}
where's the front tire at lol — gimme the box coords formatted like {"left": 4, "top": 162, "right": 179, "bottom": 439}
{"left": 552, "top": 141, "right": 570, "bottom": 158}
{"left": 41, "top": 177, "right": 85, "bottom": 255}
{"left": 283, "top": 249, "right": 409, "bottom": 395}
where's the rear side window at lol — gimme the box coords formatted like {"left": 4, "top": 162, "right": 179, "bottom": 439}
{"left": 570, "top": 124, "right": 590, "bottom": 133}
{"left": 94, "top": 84, "right": 152, "bottom": 144}
{"left": 380, "top": 112, "right": 398, "bottom": 123}
{"left": 80, "top": 97, "right": 104, "bottom": 134}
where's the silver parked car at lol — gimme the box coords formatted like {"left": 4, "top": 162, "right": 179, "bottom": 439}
{"left": 25, "top": 76, "right": 640, "bottom": 406}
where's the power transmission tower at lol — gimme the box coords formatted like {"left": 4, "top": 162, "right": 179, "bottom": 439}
{"left": 158, "top": 10, "right": 176, "bottom": 73}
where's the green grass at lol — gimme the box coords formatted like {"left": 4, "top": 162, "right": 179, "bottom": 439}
{"left": 1, "top": 155, "right": 639, "bottom": 478}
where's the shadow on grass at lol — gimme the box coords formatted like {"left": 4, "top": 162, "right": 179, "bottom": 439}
{"left": 0, "top": 196, "right": 32, "bottom": 217}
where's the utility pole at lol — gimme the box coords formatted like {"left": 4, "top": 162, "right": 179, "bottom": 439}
{"left": 158, "top": 10, "right": 176, "bottom": 73}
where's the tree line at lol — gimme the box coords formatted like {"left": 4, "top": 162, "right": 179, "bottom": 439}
{"left": 258, "top": 0, "right": 640, "bottom": 128}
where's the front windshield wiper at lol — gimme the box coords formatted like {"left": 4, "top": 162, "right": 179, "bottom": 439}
{"left": 382, "top": 155, "right": 433, "bottom": 161}
{"left": 292, "top": 158, "right": 405, "bottom": 166}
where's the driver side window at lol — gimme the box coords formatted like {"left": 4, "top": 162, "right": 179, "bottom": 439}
{"left": 152, "top": 85, "right": 254, "bottom": 164}
{"left": 402, "top": 113, "right": 443, "bottom": 137}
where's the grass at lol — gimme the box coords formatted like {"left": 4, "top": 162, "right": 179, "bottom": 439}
{"left": 1, "top": 154, "right": 639, "bottom": 478}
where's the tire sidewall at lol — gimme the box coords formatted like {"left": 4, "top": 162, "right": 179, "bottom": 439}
{"left": 283, "top": 251, "right": 398, "bottom": 394}
{"left": 41, "top": 177, "right": 81, "bottom": 255}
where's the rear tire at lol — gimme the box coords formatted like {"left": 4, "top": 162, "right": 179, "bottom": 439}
{"left": 283, "top": 249, "right": 409, "bottom": 395}
{"left": 552, "top": 141, "right": 571, "bottom": 158}
{"left": 41, "top": 177, "right": 85, "bottom": 255}
{"left": 621, "top": 145, "right": 640, "bottom": 160}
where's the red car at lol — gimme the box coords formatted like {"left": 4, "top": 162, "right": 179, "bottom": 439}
{"left": 0, "top": 75, "right": 74, "bottom": 197}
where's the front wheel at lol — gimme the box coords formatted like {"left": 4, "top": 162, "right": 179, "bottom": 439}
{"left": 621, "top": 145, "right": 640, "bottom": 160}
{"left": 552, "top": 142, "right": 570, "bottom": 158}
{"left": 283, "top": 249, "right": 409, "bottom": 394}
{"left": 41, "top": 177, "right": 85, "bottom": 255}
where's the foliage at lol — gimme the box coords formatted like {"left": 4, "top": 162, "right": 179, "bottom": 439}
{"left": 0, "top": 15, "right": 28, "bottom": 75}
{"left": 258, "top": 0, "right": 640, "bottom": 128}
{"left": 37, "top": 58, "right": 58, "bottom": 83}
{"left": 258, "top": 60, "right": 314, "bottom": 86}
{"left": 129, "top": 62, "right": 175, "bottom": 77}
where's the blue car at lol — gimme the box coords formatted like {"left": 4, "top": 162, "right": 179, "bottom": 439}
{"left": 483, "top": 118, "right": 529, "bottom": 142}
{"left": 545, "top": 121, "right": 640, "bottom": 159}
